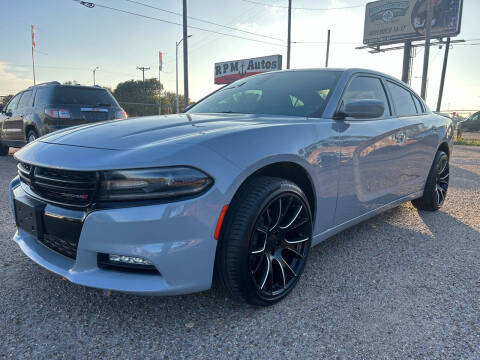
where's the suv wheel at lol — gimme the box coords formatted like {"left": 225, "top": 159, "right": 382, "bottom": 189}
{"left": 215, "top": 176, "right": 313, "bottom": 306}
{"left": 27, "top": 130, "right": 38, "bottom": 143}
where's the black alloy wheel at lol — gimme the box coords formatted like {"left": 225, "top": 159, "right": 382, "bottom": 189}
{"left": 249, "top": 193, "right": 311, "bottom": 297}
{"left": 215, "top": 176, "right": 313, "bottom": 306}
{"left": 435, "top": 152, "right": 449, "bottom": 206}
{"left": 27, "top": 130, "right": 38, "bottom": 144}
{"left": 412, "top": 150, "right": 449, "bottom": 211}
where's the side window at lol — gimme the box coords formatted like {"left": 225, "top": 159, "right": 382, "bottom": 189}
{"left": 341, "top": 76, "right": 391, "bottom": 117}
{"left": 17, "top": 90, "right": 33, "bottom": 109}
{"left": 387, "top": 81, "right": 417, "bottom": 116}
{"left": 471, "top": 113, "right": 479, "bottom": 121}
{"left": 34, "top": 88, "right": 51, "bottom": 106}
{"left": 412, "top": 95, "right": 424, "bottom": 114}
{"left": 5, "top": 93, "right": 22, "bottom": 114}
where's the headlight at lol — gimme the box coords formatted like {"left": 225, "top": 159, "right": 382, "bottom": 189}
{"left": 98, "top": 167, "right": 213, "bottom": 201}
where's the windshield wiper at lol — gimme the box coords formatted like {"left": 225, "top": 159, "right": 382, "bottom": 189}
{"left": 217, "top": 110, "right": 242, "bottom": 114}
{"left": 96, "top": 103, "right": 111, "bottom": 107}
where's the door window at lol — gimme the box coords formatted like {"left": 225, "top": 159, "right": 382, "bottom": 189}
{"left": 17, "top": 90, "right": 33, "bottom": 109}
{"left": 5, "top": 93, "right": 21, "bottom": 114}
{"left": 387, "top": 81, "right": 417, "bottom": 116}
{"left": 412, "top": 95, "right": 424, "bottom": 114}
{"left": 341, "top": 76, "right": 391, "bottom": 116}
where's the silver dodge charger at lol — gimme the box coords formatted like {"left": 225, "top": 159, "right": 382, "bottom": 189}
{"left": 9, "top": 69, "right": 453, "bottom": 306}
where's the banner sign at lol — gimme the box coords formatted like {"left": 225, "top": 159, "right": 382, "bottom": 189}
{"left": 214, "top": 55, "right": 282, "bottom": 84}
{"left": 363, "top": 0, "right": 463, "bottom": 45}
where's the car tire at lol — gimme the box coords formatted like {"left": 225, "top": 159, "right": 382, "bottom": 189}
{"left": 0, "top": 142, "right": 8, "bottom": 156}
{"left": 412, "top": 150, "right": 449, "bottom": 211}
{"left": 215, "top": 176, "right": 313, "bottom": 306}
{"left": 27, "top": 130, "right": 38, "bottom": 143}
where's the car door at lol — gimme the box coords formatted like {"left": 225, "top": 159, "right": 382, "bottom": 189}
{"left": 386, "top": 81, "right": 438, "bottom": 195}
{"left": 334, "top": 74, "right": 409, "bottom": 226}
{"left": 13, "top": 90, "right": 33, "bottom": 141}
{"left": 2, "top": 93, "right": 22, "bottom": 143}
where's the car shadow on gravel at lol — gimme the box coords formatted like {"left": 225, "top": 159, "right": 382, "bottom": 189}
{"left": 21, "top": 203, "right": 479, "bottom": 320}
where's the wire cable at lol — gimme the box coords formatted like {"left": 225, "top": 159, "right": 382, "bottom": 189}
{"left": 77, "top": 1, "right": 287, "bottom": 47}
{"left": 120, "top": 0, "right": 284, "bottom": 42}
{"left": 241, "top": 0, "right": 364, "bottom": 11}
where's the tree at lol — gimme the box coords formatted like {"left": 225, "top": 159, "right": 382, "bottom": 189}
{"left": 112, "top": 78, "right": 189, "bottom": 117}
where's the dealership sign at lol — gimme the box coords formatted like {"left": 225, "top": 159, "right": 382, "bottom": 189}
{"left": 363, "top": 0, "right": 463, "bottom": 45}
{"left": 214, "top": 55, "right": 282, "bottom": 84}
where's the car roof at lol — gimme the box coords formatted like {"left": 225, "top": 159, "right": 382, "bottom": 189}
{"left": 25, "top": 82, "right": 107, "bottom": 91}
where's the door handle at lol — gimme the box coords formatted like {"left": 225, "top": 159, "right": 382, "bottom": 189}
{"left": 394, "top": 132, "right": 406, "bottom": 144}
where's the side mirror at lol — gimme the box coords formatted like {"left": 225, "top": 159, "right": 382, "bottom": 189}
{"left": 336, "top": 99, "right": 385, "bottom": 120}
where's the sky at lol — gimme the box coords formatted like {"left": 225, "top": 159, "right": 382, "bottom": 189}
{"left": 1, "top": 0, "right": 479, "bottom": 110}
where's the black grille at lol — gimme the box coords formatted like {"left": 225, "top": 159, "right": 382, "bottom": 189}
{"left": 39, "top": 234, "right": 78, "bottom": 259}
{"left": 18, "top": 162, "right": 97, "bottom": 207}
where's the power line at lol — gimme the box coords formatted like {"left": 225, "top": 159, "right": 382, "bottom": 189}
{"left": 77, "top": 1, "right": 286, "bottom": 47}
{"left": 120, "top": 0, "right": 284, "bottom": 42}
{"left": 241, "top": 0, "right": 364, "bottom": 11}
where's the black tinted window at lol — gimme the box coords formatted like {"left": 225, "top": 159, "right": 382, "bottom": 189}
{"left": 34, "top": 88, "right": 52, "bottom": 106}
{"left": 387, "top": 81, "right": 417, "bottom": 116}
{"left": 17, "top": 90, "right": 33, "bottom": 109}
{"left": 5, "top": 93, "right": 21, "bottom": 113}
{"left": 51, "top": 87, "right": 117, "bottom": 106}
{"left": 412, "top": 95, "right": 423, "bottom": 113}
{"left": 342, "top": 76, "right": 391, "bottom": 116}
{"left": 187, "top": 70, "right": 342, "bottom": 118}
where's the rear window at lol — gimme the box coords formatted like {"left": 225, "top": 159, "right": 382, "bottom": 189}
{"left": 51, "top": 87, "right": 117, "bottom": 106}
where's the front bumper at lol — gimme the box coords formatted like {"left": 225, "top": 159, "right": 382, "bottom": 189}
{"left": 9, "top": 176, "right": 223, "bottom": 295}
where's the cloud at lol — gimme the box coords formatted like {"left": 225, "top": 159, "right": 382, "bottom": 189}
{"left": 0, "top": 62, "right": 32, "bottom": 95}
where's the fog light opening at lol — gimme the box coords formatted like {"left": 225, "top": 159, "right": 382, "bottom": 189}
{"left": 97, "top": 253, "right": 159, "bottom": 274}
{"left": 108, "top": 254, "right": 152, "bottom": 266}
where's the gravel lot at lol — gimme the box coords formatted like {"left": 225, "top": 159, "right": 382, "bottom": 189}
{"left": 1, "top": 146, "right": 479, "bottom": 359}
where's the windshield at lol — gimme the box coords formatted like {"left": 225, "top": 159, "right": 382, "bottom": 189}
{"left": 52, "top": 87, "right": 118, "bottom": 106}
{"left": 187, "top": 70, "right": 342, "bottom": 118}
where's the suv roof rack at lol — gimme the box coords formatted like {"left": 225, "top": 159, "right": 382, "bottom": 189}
{"left": 30, "top": 81, "right": 61, "bottom": 88}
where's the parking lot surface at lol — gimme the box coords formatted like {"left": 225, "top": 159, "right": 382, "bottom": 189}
{"left": 1, "top": 146, "right": 479, "bottom": 359}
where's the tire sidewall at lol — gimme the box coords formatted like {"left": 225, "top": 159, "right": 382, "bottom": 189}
{"left": 233, "top": 181, "right": 312, "bottom": 305}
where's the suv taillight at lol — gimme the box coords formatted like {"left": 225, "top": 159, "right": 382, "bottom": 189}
{"left": 115, "top": 110, "right": 127, "bottom": 119}
{"left": 45, "top": 107, "right": 70, "bottom": 119}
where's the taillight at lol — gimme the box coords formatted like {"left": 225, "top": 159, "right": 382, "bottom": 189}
{"left": 45, "top": 107, "right": 70, "bottom": 119}
{"left": 115, "top": 110, "right": 127, "bottom": 119}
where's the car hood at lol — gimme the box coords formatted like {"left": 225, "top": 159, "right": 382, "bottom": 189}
{"left": 38, "top": 113, "right": 279, "bottom": 150}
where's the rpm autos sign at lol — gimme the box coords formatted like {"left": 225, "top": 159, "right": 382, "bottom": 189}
{"left": 214, "top": 55, "right": 282, "bottom": 84}
{"left": 363, "top": 0, "right": 463, "bottom": 45}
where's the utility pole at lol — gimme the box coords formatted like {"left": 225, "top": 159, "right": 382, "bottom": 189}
{"left": 136, "top": 66, "right": 150, "bottom": 82}
{"left": 31, "top": 25, "right": 36, "bottom": 85}
{"left": 325, "top": 29, "right": 331, "bottom": 68}
{"left": 286, "top": 0, "right": 292, "bottom": 69}
{"left": 92, "top": 66, "right": 99, "bottom": 86}
{"left": 158, "top": 51, "right": 163, "bottom": 115}
{"left": 401, "top": 41, "right": 412, "bottom": 84}
{"left": 183, "top": 0, "right": 189, "bottom": 108}
{"left": 420, "top": 0, "right": 433, "bottom": 100}
{"left": 176, "top": 35, "right": 192, "bottom": 113}
{"left": 436, "top": 37, "right": 451, "bottom": 111}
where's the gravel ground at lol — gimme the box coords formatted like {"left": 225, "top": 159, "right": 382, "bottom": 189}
{"left": 0, "top": 146, "right": 479, "bottom": 360}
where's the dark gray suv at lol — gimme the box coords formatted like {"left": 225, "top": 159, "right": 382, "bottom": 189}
{"left": 0, "top": 82, "right": 126, "bottom": 155}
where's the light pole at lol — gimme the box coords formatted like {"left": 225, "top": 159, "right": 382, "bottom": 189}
{"left": 176, "top": 34, "right": 192, "bottom": 113}
{"left": 92, "top": 66, "right": 99, "bottom": 86}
